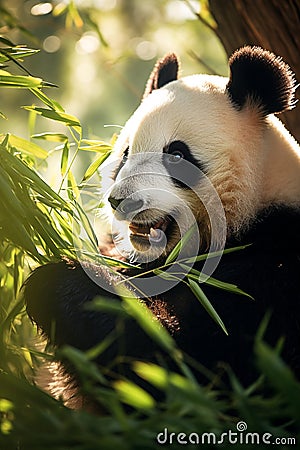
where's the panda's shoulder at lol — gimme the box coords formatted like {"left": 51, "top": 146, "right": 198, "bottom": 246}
{"left": 210, "top": 205, "right": 300, "bottom": 296}
{"left": 240, "top": 205, "right": 300, "bottom": 250}
{"left": 194, "top": 206, "right": 300, "bottom": 304}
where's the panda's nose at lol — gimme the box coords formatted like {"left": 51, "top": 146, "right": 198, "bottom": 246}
{"left": 108, "top": 196, "right": 144, "bottom": 215}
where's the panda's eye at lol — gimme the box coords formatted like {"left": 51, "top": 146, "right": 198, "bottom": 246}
{"left": 165, "top": 141, "right": 187, "bottom": 163}
{"left": 168, "top": 150, "right": 183, "bottom": 163}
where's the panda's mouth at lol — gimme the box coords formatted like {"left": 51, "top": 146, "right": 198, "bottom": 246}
{"left": 129, "top": 216, "right": 171, "bottom": 250}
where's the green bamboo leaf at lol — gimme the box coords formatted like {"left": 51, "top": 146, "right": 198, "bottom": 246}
{"left": 82, "top": 151, "right": 111, "bottom": 182}
{"left": 133, "top": 362, "right": 168, "bottom": 390}
{"left": 0, "top": 214, "right": 40, "bottom": 259}
{"left": 203, "top": 275, "right": 253, "bottom": 298}
{"left": 184, "top": 245, "right": 251, "bottom": 264}
{"left": 67, "top": 170, "right": 80, "bottom": 200}
{"left": 0, "top": 169, "right": 25, "bottom": 217}
{"left": 89, "top": 297, "right": 129, "bottom": 316}
{"left": 0, "top": 72, "right": 44, "bottom": 88}
{"left": 180, "top": 264, "right": 253, "bottom": 298}
{"left": 188, "top": 279, "right": 228, "bottom": 335}
{"left": 60, "top": 141, "right": 69, "bottom": 176}
{"left": 32, "top": 132, "right": 68, "bottom": 143}
{"left": 84, "top": 15, "right": 109, "bottom": 47}
{"left": 255, "top": 341, "right": 300, "bottom": 422}
{"left": 0, "top": 47, "right": 39, "bottom": 63}
{"left": 53, "top": 2, "right": 68, "bottom": 16}
{"left": 165, "top": 223, "right": 197, "bottom": 265}
{"left": 0, "top": 147, "right": 69, "bottom": 207}
{"left": 113, "top": 380, "right": 155, "bottom": 409}
{"left": 153, "top": 268, "right": 180, "bottom": 281}
{"left": 67, "top": 1, "right": 83, "bottom": 28}
{"left": 123, "top": 296, "right": 177, "bottom": 353}
{"left": 58, "top": 346, "right": 105, "bottom": 383}
{"left": 0, "top": 133, "right": 48, "bottom": 158}
{"left": 133, "top": 362, "right": 199, "bottom": 395}
{"left": 13, "top": 250, "right": 24, "bottom": 296}
{"left": 79, "top": 139, "right": 112, "bottom": 153}
{"left": 30, "top": 88, "right": 64, "bottom": 111}
{"left": 73, "top": 201, "right": 98, "bottom": 251}
{"left": 23, "top": 106, "right": 81, "bottom": 127}
{"left": 1, "top": 133, "right": 9, "bottom": 147}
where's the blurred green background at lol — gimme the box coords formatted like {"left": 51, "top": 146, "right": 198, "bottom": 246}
{"left": 0, "top": 0, "right": 227, "bottom": 141}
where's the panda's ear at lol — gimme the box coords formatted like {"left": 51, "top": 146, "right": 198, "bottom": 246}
{"left": 143, "top": 53, "right": 179, "bottom": 99}
{"left": 226, "top": 46, "right": 297, "bottom": 115}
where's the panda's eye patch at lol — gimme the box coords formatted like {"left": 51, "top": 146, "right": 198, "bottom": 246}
{"left": 163, "top": 140, "right": 205, "bottom": 188}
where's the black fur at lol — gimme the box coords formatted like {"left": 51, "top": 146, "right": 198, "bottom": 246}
{"left": 163, "top": 140, "right": 206, "bottom": 188}
{"left": 227, "top": 46, "right": 297, "bottom": 114}
{"left": 143, "top": 53, "right": 179, "bottom": 99}
{"left": 24, "top": 206, "right": 300, "bottom": 386}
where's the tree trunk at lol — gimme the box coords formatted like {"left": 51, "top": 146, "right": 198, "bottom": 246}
{"left": 209, "top": 0, "right": 300, "bottom": 142}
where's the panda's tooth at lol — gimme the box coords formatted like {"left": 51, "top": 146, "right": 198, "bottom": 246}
{"left": 150, "top": 227, "right": 164, "bottom": 243}
{"left": 150, "top": 227, "right": 159, "bottom": 237}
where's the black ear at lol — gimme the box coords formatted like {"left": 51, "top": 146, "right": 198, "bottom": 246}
{"left": 143, "top": 53, "right": 179, "bottom": 99}
{"left": 226, "top": 46, "right": 297, "bottom": 115}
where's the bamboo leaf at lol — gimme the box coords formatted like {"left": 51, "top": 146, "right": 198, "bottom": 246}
{"left": 67, "top": 170, "right": 80, "bottom": 201}
{"left": 0, "top": 73, "right": 44, "bottom": 88}
{"left": 0, "top": 133, "right": 48, "bottom": 158}
{"left": 30, "top": 88, "right": 64, "bottom": 111}
{"left": 0, "top": 46, "right": 39, "bottom": 63}
{"left": 113, "top": 380, "right": 155, "bottom": 409}
{"left": 73, "top": 201, "right": 99, "bottom": 251}
{"left": 82, "top": 151, "right": 111, "bottom": 182}
{"left": 180, "top": 264, "right": 253, "bottom": 298}
{"left": 23, "top": 106, "right": 81, "bottom": 127}
{"left": 165, "top": 223, "right": 197, "bottom": 265}
{"left": 188, "top": 279, "right": 228, "bottom": 335}
{"left": 79, "top": 139, "right": 112, "bottom": 153}
{"left": 89, "top": 297, "right": 129, "bottom": 316}
{"left": 60, "top": 141, "right": 69, "bottom": 176}
{"left": 184, "top": 245, "right": 251, "bottom": 264}
{"left": 0, "top": 146, "right": 69, "bottom": 207}
{"left": 123, "top": 296, "right": 177, "bottom": 353}
{"left": 32, "top": 132, "right": 68, "bottom": 143}
{"left": 52, "top": 2, "right": 68, "bottom": 16}
{"left": 203, "top": 275, "right": 253, "bottom": 298}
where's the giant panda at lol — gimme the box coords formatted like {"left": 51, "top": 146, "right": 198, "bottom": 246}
{"left": 24, "top": 46, "right": 300, "bottom": 405}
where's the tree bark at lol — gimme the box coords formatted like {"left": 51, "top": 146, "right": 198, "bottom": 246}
{"left": 209, "top": 0, "right": 300, "bottom": 142}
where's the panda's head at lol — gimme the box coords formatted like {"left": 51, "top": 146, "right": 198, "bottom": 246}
{"left": 101, "top": 46, "right": 298, "bottom": 263}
